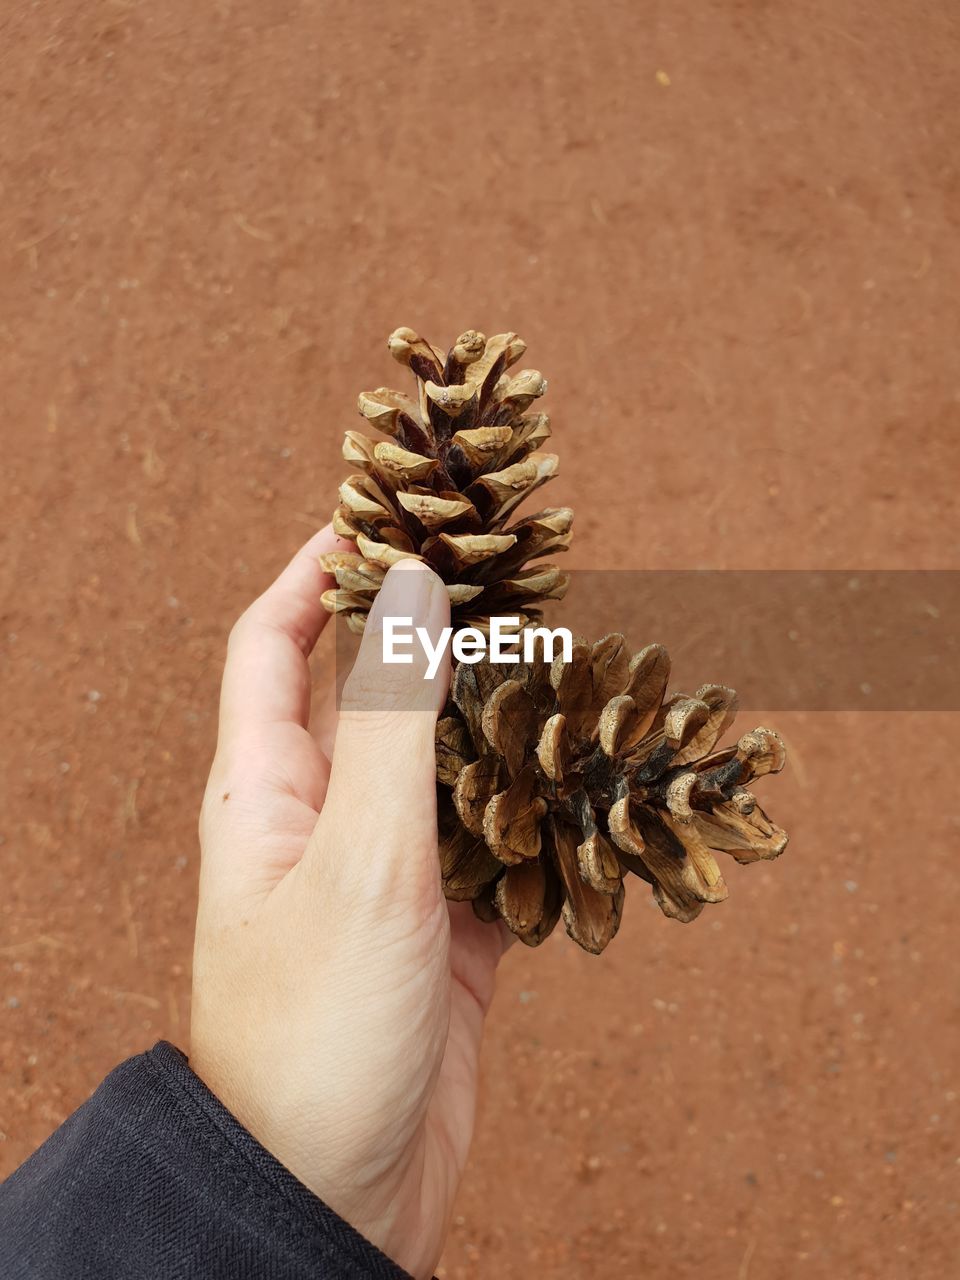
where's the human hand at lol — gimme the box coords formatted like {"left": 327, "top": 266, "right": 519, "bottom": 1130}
{"left": 190, "top": 527, "right": 508, "bottom": 1279}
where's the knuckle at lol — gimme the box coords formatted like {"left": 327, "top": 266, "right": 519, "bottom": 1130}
{"left": 341, "top": 660, "right": 435, "bottom": 715}
{"left": 227, "top": 609, "right": 255, "bottom": 652}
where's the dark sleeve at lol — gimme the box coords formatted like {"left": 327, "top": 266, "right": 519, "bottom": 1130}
{"left": 0, "top": 1041, "right": 414, "bottom": 1280}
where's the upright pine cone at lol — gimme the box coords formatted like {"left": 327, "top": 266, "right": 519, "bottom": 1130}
{"left": 437, "top": 634, "right": 788, "bottom": 953}
{"left": 320, "top": 328, "right": 572, "bottom": 633}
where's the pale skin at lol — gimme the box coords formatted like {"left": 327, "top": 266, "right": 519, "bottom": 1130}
{"left": 190, "top": 527, "right": 509, "bottom": 1280}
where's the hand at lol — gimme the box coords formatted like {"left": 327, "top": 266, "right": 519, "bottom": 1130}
{"left": 190, "top": 527, "right": 508, "bottom": 1279}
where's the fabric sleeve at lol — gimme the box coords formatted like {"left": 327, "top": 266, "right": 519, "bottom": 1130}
{"left": 0, "top": 1041, "right": 414, "bottom": 1280}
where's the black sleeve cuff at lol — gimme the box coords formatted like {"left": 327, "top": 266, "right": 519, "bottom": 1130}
{"left": 0, "top": 1041, "right": 414, "bottom": 1280}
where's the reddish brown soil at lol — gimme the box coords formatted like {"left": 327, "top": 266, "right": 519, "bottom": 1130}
{"left": 2, "top": 3, "right": 959, "bottom": 1276}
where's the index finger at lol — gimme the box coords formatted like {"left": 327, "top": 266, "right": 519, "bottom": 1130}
{"left": 219, "top": 525, "right": 352, "bottom": 741}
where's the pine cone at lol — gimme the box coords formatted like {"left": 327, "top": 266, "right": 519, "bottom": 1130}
{"left": 436, "top": 634, "right": 788, "bottom": 954}
{"left": 320, "top": 328, "right": 572, "bottom": 633}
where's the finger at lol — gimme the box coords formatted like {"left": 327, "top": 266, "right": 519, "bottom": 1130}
{"left": 308, "top": 622, "right": 351, "bottom": 761}
{"left": 309, "top": 665, "right": 340, "bottom": 761}
{"left": 219, "top": 525, "right": 351, "bottom": 744}
{"left": 312, "top": 559, "right": 451, "bottom": 887}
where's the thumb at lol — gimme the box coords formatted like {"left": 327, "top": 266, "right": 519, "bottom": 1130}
{"left": 311, "top": 559, "right": 451, "bottom": 893}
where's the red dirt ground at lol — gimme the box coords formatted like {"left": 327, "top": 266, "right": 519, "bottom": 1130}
{"left": 2, "top": 2, "right": 958, "bottom": 1276}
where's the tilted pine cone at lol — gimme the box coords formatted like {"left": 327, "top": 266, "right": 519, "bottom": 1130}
{"left": 319, "top": 327, "right": 572, "bottom": 633}
{"left": 437, "top": 633, "right": 788, "bottom": 954}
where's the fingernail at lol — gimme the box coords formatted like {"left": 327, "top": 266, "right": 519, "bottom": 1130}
{"left": 368, "top": 560, "right": 437, "bottom": 633}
